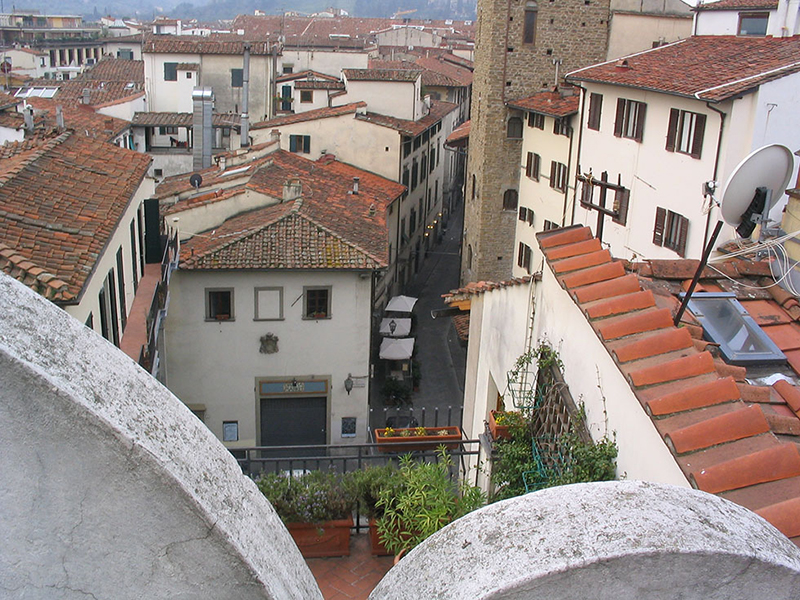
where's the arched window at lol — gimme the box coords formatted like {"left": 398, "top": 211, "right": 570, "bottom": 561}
{"left": 507, "top": 117, "right": 523, "bottom": 139}
{"left": 524, "top": 2, "right": 538, "bottom": 45}
{"left": 503, "top": 189, "right": 519, "bottom": 211}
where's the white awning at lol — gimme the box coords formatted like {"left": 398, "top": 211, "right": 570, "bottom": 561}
{"left": 379, "top": 317, "right": 412, "bottom": 337}
{"left": 385, "top": 295, "right": 418, "bottom": 313}
{"left": 379, "top": 337, "right": 415, "bottom": 360}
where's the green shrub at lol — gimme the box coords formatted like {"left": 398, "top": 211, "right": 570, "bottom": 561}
{"left": 256, "top": 470, "right": 356, "bottom": 524}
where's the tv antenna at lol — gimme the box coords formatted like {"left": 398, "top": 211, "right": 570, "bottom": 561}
{"left": 674, "top": 144, "right": 794, "bottom": 326}
{"left": 189, "top": 173, "right": 203, "bottom": 190}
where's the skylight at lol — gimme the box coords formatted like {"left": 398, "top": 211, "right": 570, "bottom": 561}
{"left": 686, "top": 293, "right": 786, "bottom": 365}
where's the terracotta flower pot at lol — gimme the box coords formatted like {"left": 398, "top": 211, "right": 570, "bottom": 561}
{"left": 369, "top": 518, "right": 392, "bottom": 556}
{"left": 489, "top": 411, "right": 512, "bottom": 440}
{"left": 285, "top": 516, "right": 353, "bottom": 558}
{"left": 374, "top": 426, "right": 462, "bottom": 453}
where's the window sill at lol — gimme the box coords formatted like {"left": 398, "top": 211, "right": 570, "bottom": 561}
{"left": 303, "top": 315, "right": 331, "bottom": 320}
{"left": 206, "top": 317, "right": 235, "bottom": 323}
{"left": 254, "top": 317, "right": 285, "bottom": 322}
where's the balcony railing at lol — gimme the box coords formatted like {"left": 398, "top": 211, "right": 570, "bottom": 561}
{"left": 139, "top": 231, "right": 179, "bottom": 377}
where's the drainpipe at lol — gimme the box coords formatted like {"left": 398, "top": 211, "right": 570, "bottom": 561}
{"left": 270, "top": 43, "right": 279, "bottom": 119}
{"left": 702, "top": 100, "right": 727, "bottom": 246}
{"left": 241, "top": 43, "right": 250, "bottom": 148}
{"left": 569, "top": 81, "right": 588, "bottom": 226}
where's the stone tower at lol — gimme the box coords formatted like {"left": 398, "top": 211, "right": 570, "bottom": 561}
{"left": 462, "top": 0, "right": 610, "bottom": 283}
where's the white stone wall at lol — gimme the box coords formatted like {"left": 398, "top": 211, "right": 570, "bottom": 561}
{"left": 144, "top": 52, "right": 198, "bottom": 113}
{"left": 607, "top": 13, "right": 692, "bottom": 60}
{"left": 280, "top": 49, "right": 369, "bottom": 78}
{"left": 336, "top": 79, "right": 418, "bottom": 121}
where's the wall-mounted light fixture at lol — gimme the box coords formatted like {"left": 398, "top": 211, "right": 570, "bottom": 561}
{"left": 388, "top": 319, "right": 397, "bottom": 335}
{"left": 344, "top": 373, "right": 368, "bottom": 395}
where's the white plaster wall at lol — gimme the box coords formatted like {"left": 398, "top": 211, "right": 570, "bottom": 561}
{"left": 145, "top": 52, "right": 198, "bottom": 113}
{"left": 694, "top": 11, "right": 741, "bottom": 35}
{"left": 164, "top": 269, "right": 372, "bottom": 447}
{"left": 462, "top": 283, "right": 531, "bottom": 442}
{"left": 532, "top": 260, "right": 690, "bottom": 485}
{"left": 97, "top": 95, "right": 146, "bottom": 121}
{"left": 104, "top": 40, "right": 143, "bottom": 60}
{"left": 0, "top": 124, "right": 24, "bottom": 144}
{"left": 514, "top": 112, "right": 575, "bottom": 278}
{"left": 149, "top": 152, "right": 194, "bottom": 179}
{"left": 576, "top": 83, "right": 723, "bottom": 261}
{"left": 65, "top": 176, "right": 154, "bottom": 335}
{"left": 293, "top": 88, "right": 329, "bottom": 113}
{"left": 170, "top": 189, "right": 278, "bottom": 240}
{"left": 0, "top": 273, "right": 321, "bottom": 600}
{"left": 251, "top": 114, "right": 401, "bottom": 180}
{"left": 280, "top": 49, "right": 369, "bottom": 78}
{"left": 199, "top": 54, "right": 272, "bottom": 120}
{"left": 608, "top": 13, "right": 692, "bottom": 60}
{"left": 336, "top": 79, "right": 417, "bottom": 120}
{"left": 374, "top": 28, "right": 439, "bottom": 48}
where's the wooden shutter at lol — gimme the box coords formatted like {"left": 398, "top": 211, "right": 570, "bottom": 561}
{"left": 289, "top": 135, "right": 297, "bottom": 152}
{"left": 303, "top": 135, "right": 311, "bottom": 153}
{"left": 533, "top": 153, "right": 541, "bottom": 180}
{"left": 614, "top": 98, "right": 625, "bottom": 137}
{"left": 519, "top": 206, "right": 526, "bottom": 221}
{"left": 612, "top": 188, "right": 630, "bottom": 225}
{"left": 691, "top": 114, "right": 706, "bottom": 159}
{"left": 526, "top": 152, "right": 533, "bottom": 178}
{"left": 665, "top": 108, "right": 679, "bottom": 152}
{"left": 676, "top": 214, "right": 689, "bottom": 257}
{"left": 550, "top": 161, "right": 556, "bottom": 188}
{"left": 634, "top": 102, "right": 646, "bottom": 142}
{"left": 653, "top": 207, "right": 667, "bottom": 246}
{"left": 588, "top": 93, "right": 602, "bottom": 130}
{"left": 518, "top": 242, "right": 525, "bottom": 267}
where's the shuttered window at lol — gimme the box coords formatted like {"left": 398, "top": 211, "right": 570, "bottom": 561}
{"left": 587, "top": 93, "right": 603, "bottom": 131}
{"left": 666, "top": 108, "right": 706, "bottom": 159}
{"left": 612, "top": 188, "right": 630, "bottom": 226}
{"left": 653, "top": 207, "right": 689, "bottom": 256}
{"left": 289, "top": 135, "right": 311, "bottom": 154}
{"left": 550, "top": 161, "right": 568, "bottom": 192}
{"left": 503, "top": 189, "right": 519, "bottom": 210}
{"left": 614, "top": 98, "right": 646, "bottom": 142}
{"left": 526, "top": 152, "right": 541, "bottom": 180}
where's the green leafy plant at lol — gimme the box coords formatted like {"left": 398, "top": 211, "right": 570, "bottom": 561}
{"left": 382, "top": 427, "right": 396, "bottom": 437}
{"left": 350, "top": 464, "right": 403, "bottom": 519}
{"left": 256, "top": 470, "right": 356, "bottom": 524}
{"left": 493, "top": 410, "right": 525, "bottom": 428}
{"left": 414, "top": 426, "right": 427, "bottom": 437}
{"left": 376, "top": 448, "right": 485, "bottom": 555}
{"left": 382, "top": 378, "right": 412, "bottom": 405}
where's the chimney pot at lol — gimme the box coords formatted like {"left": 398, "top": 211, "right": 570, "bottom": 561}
{"left": 352, "top": 177, "right": 360, "bottom": 194}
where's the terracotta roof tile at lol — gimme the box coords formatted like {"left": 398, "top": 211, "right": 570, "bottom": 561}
{"left": 445, "top": 119, "right": 470, "bottom": 146}
{"left": 628, "top": 351, "right": 715, "bottom": 387}
{"left": 566, "top": 36, "right": 800, "bottom": 103}
{"left": 507, "top": 88, "right": 580, "bottom": 118}
{"left": 756, "top": 497, "right": 800, "bottom": 539}
{"left": 764, "top": 322, "right": 800, "bottom": 351}
{"left": 571, "top": 273, "right": 641, "bottom": 303}
{"left": 252, "top": 102, "right": 365, "bottom": 130}
{"left": 354, "top": 99, "right": 458, "bottom": 137}
{"left": 666, "top": 404, "right": 770, "bottom": 454}
{"left": 765, "top": 412, "right": 800, "bottom": 436}
{"left": 143, "top": 34, "right": 275, "bottom": 55}
{"left": 552, "top": 249, "right": 611, "bottom": 274}
{"left": 344, "top": 68, "right": 422, "bottom": 82}
{"left": 584, "top": 289, "right": 655, "bottom": 319}
{"left": 546, "top": 237, "right": 602, "bottom": 261}
{"left": 538, "top": 225, "right": 592, "bottom": 249}
{"left": 131, "top": 112, "right": 240, "bottom": 127}
{"left": 595, "top": 307, "right": 673, "bottom": 341}
{"left": 646, "top": 376, "right": 741, "bottom": 416}
{"left": 774, "top": 380, "right": 800, "bottom": 414}
{"left": 690, "top": 443, "right": 800, "bottom": 494}
{"left": 611, "top": 327, "right": 693, "bottom": 363}
{"left": 740, "top": 299, "right": 792, "bottom": 325}
{"left": 561, "top": 261, "right": 627, "bottom": 289}
{"left": 696, "top": 0, "right": 777, "bottom": 10}
{"left": 24, "top": 97, "right": 129, "bottom": 141}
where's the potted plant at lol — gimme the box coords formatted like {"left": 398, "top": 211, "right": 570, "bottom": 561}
{"left": 382, "top": 378, "right": 411, "bottom": 406}
{"left": 488, "top": 409, "right": 525, "bottom": 440}
{"left": 374, "top": 425, "right": 462, "bottom": 453}
{"left": 350, "top": 464, "right": 403, "bottom": 555}
{"left": 256, "top": 469, "right": 356, "bottom": 558}
{"left": 375, "top": 448, "right": 485, "bottom": 558}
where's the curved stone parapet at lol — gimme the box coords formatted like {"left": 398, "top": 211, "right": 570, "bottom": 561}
{"left": 0, "top": 274, "right": 322, "bottom": 599}
{"left": 370, "top": 479, "right": 800, "bottom": 600}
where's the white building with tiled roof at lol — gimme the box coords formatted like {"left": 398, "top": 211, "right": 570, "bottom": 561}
{"left": 158, "top": 146, "right": 405, "bottom": 451}
{"left": 693, "top": 0, "right": 798, "bottom": 37}
{"left": 565, "top": 34, "right": 800, "bottom": 262}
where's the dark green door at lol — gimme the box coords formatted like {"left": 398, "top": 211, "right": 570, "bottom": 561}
{"left": 260, "top": 397, "right": 326, "bottom": 455}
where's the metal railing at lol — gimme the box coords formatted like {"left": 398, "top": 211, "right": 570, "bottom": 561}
{"left": 139, "top": 231, "right": 179, "bottom": 375}
{"left": 369, "top": 405, "right": 463, "bottom": 430}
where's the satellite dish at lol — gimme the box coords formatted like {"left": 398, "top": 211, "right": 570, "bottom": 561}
{"left": 720, "top": 144, "right": 794, "bottom": 233}
{"left": 189, "top": 173, "right": 203, "bottom": 190}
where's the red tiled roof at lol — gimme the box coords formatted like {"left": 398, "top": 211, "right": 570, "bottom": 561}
{"left": 695, "top": 0, "right": 778, "bottom": 10}
{"left": 82, "top": 58, "right": 144, "bottom": 83}
{"left": 567, "top": 36, "right": 800, "bottom": 102}
{"left": 0, "top": 91, "right": 21, "bottom": 110}
{"left": 0, "top": 110, "right": 24, "bottom": 130}
{"left": 276, "top": 70, "right": 340, "bottom": 83}
{"left": 0, "top": 132, "right": 151, "bottom": 302}
{"left": 175, "top": 151, "right": 405, "bottom": 270}
{"left": 143, "top": 34, "right": 275, "bottom": 55}
{"left": 21, "top": 78, "right": 144, "bottom": 108}
{"left": 24, "top": 97, "right": 130, "bottom": 141}
{"left": 507, "top": 89, "right": 579, "bottom": 117}
{"left": 446, "top": 119, "right": 470, "bottom": 146}
{"left": 251, "top": 102, "right": 366, "bottom": 130}
{"left": 131, "top": 111, "right": 240, "bottom": 127}
{"left": 355, "top": 99, "right": 458, "bottom": 137}
{"left": 369, "top": 56, "right": 473, "bottom": 88}
{"left": 344, "top": 68, "right": 422, "bottom": 82}
{"left": 294, "top": 80, "right": 345, "bottom": 90}
{"left": 536, "top": 224, "right": 800, "bottom": 545}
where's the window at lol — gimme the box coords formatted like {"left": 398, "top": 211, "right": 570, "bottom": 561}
{"left": 255, "top": 287, "right": 283, "bottom": 320}
{"left": 612, "top": 188, "right": 630, "bottom": 226}
{"left": 411, "top": 160, "right": 418, "bottom": 190}
{"left": 401, "top": 217, "right": 407, "bottom": 244}
{"left": 544, "top": 219, "right": 558, "bottom": 231}
{"left": 283, "top": 64, "right": 294, "bottom": 74}
{"left": 471, "top": 174, "right": 477, "bottom": 200}
{"left": 527, "top": 209, "right": 535, "bottom": 226}
{"left": 420, "top": 153, "right": 427, "bottom": 180}
{"left": 580, "top": 179, "right": 594, "bottom": 206}
{"left": 553, "top": 117, "right": 571, "bottom": 137}
{"left": 550, "top": 161, "right": 568, "bottom": 192}
{"left": 117, "top": 49, "right": 133, "bottom": 60}
{"left": 206, "top": 288, "right": 233, "bottom": 320}
{"left": 523, "top": 2, "right": 538, "bottom": 45}
{"left": 517, "top": 242, "right": 532, "bottom": 273}
{"left": 507, "top": 117, "right": 523, "bottom": 139}
{"left": 164, "top": 62, "right": 177, "bottom": 81}
{"left": 402, "top": 168, "right": 410, "bottom": 188}
{"left": 222, "top": 421, "right": 239, "bottom": 442}
{"left": 158, "top": 126, "right": 177, "bottom": 135}
{"left": 588, "top": 93, "right": 603, "bottom": 130}
{"left": 653, "top": 207, "right": 689, "bottom": 257}
{"left": 666, "top": 109, "right": 706, "bottom": 159}
{"left": 519, "top": 206, "right": 528, "bottom": 221}
{"left": 304, "top": 287, "right": 331, "bottom": 319}
{"left": 186, "top": 72, "right": 192, "bottom": 79}
{"left": 289, "top": 134, "right": 311, "bottom": 154}
{"left": 686, "top": 293, "right": 786, "bottom": 365}
{"left": 231, "top": 68, "right": 243, "bottom": 88}
{"left": 614, "top": 98, "right": 646, "bottom": 141}
{"left": 526, "top": 152, "right": 541, "bottom": 180}
{"left": 503, "top": 189, "right": 519, "bottom": 210}
{"left": 403, "top": 137, "right": 412, "bottom": 158}
{"left": 738, "top": 12, "right": 768, "bottom": 36}
{"left": 528, "top": 112, "right": 544, "bottom": 130}
{"left": 413, "top": 136, "right": 421, "bottom": 150}
{"left": 410, "top": 208, "right": 417, "bottom": 234}
{"left": 429, "top": 147, "right": 436, "bottom": 172}
{"left": 300, "top": 90, "right": 313, "bottom": 103}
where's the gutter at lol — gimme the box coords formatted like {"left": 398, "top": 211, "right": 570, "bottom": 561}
{"left": 700, "top": 98, "right": 727, "bottom": 246}
{"left": 569, "top": 82, "right": 588, "bottom": 226}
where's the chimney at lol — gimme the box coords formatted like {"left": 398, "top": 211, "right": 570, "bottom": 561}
{"left": 23, "top": 106, "right": 34, "bottom": 131}
{"left": 82, "top": 88, "right": 91, "bottom": 104}
{"left": 55, "top": 105, "right": 65, "bottom": 129}
{"left": 217, "top": 155, "right": 226, "bottom": 171}
{"left": 369, "top": 203, "right": 376, "bottom": 216}
{"left": 270, "top": 129, "right": 281, "bottom": 144}
{"left": 240, "top": 43, "right": 251, "bottom": 148}
{"left": 283, "top": 178, "right": 302, "bottom": 202}
{"left": 352, "top": 177, "right": 360, "bottom": 194}
{"left": 192, "top": 87, "right": 214, "bottom": 171}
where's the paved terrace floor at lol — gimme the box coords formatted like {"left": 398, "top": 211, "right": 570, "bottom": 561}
{"left": 306, "top": 533, "right": 394, "bottom": 599}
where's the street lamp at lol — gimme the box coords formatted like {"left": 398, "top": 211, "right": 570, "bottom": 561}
{"left": 389, "top": 319, "right": 397, "bottom": 335}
